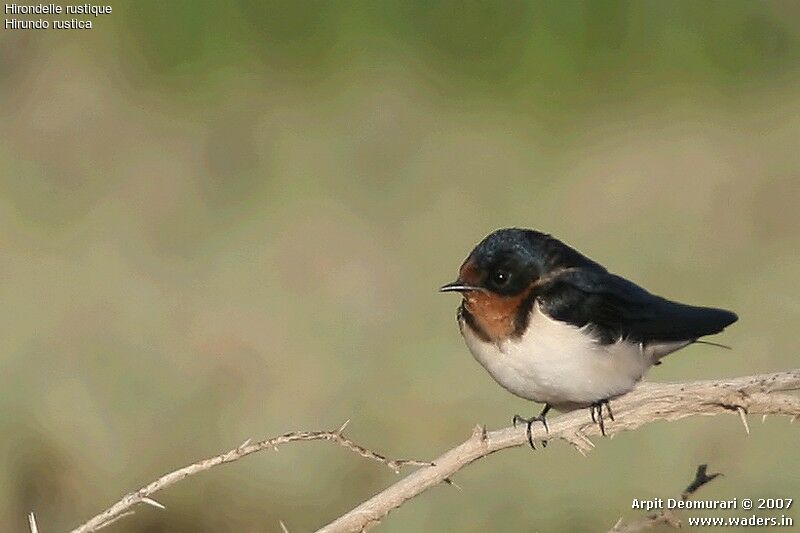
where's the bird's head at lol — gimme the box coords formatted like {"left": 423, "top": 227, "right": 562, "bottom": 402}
{"left": 440, "top": 229, "right": 543, "bottom": 341}
{"left": 440, "top": 228, "right": 541, "bottom": 298}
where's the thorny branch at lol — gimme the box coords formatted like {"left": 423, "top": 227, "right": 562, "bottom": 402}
{"left": 683, "top": 464, "right": 723, "bottom": 500}
{"left": 67, "top": 369, "right": 800, "bottom": 532}
{"left": 316, "top": 370, "right": 800, "bottom": 533}
{"left": 68, "top": 421, "right": 431, "bottom": 533}
{"left": 610, "top": 464, "right": 723, "bottom": 532}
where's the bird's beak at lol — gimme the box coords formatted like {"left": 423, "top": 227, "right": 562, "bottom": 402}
{"left": 439, "top": 280, "right": 483, "bottom": 293}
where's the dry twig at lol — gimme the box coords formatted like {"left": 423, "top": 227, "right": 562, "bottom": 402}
{"left": 317, "top": 369, "right": 800, "bottom": 532}
{"left": 69, "top": 424, "right": 430, "bottom": 532}
{"left": 70, "top": 369, "right": 800, "bottom": 533}
{"left": 610, "top": 464, "right": 722, "bottom": 532}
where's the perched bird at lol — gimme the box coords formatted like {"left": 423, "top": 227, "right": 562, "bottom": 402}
{"left": 441, "top": 228, "right": 737, "bottom": 447}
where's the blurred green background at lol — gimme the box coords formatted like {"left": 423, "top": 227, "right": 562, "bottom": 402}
{"left": 1, "top": 1, "right": 799, "bottom": 531}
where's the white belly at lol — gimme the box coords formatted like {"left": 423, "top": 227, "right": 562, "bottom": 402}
{"left": 461, "top": 303, "right": 658, "bottom": 410}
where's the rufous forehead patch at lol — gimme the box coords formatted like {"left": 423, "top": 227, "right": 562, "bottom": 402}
{"left": 458, "top": 257, "right": 483, "bottom": 285}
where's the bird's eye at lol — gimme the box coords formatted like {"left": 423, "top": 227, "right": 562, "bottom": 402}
{"left": 491, "top": 270, "right": 511, "bottom": 286}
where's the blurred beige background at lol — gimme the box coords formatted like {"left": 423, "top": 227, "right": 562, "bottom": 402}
{"left": 1, "top": 2, "right": 799, "bottom": 531}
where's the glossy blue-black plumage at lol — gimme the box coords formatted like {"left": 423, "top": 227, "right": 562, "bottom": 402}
{"left": 537, "top": 269, "right": 737, "bottom": 344}
{"left": 467, "top": 228, "right": 738, "bottom": 345}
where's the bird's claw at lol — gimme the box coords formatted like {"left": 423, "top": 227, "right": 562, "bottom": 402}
{"left": 512, "top": 413, "right": 550, "bottom": 449}
{"left": 589, "top": 399, "right": 614, "bottom": 436}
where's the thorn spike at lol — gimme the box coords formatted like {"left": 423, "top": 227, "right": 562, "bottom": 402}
{"left": 141, "top": 497, "right": 166, "bottom": 510}
{"left": 737, "top": 407, "right": 750, "bottom": 435}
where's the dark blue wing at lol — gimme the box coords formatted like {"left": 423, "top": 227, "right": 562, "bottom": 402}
{"left": 538, "top": 269, "right": 738, "bottom": 344}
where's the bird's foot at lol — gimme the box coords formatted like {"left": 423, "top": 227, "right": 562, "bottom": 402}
{"left": 512, "top": 404, "right": 551, "bottom": 449}
{"left": 589, "top": 399, "right": 614, "bottom": 436}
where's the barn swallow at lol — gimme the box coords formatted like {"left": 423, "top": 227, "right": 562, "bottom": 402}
{"left": 441, "top": 228, "right": 737, "bottom": 447}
